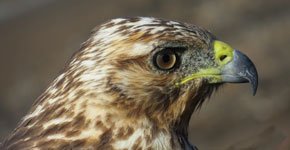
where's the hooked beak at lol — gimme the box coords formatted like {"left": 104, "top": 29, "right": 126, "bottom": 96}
{"left": 221, "top": 49, "right": 258, "bottom": 95}
{"left": 175, "top": 40, "right": 258, "bottom": 95}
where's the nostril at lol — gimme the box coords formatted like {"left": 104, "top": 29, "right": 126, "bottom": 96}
{"left": 219, "top": 55, "right": 227, "bottom": 61}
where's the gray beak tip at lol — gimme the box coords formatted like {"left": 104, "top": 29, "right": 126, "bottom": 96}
{"left": 221, "top": 50, "right": 258, "bottom": 96}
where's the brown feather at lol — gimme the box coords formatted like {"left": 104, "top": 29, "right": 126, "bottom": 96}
{"left": 1, "top": 17, "right": 217, "bottom": 150}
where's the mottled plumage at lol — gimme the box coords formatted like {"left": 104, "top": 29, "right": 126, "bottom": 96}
{"left": 1, "top": 17, "right": 258, "bottom": 150}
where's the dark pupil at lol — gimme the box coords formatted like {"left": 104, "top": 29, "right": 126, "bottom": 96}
{"left": 162, "top": 54, "right": 171, "bottom": 63}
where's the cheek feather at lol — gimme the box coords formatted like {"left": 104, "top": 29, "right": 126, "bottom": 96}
{"left": 2, "top": 17, "right": 218, "bottom": 150}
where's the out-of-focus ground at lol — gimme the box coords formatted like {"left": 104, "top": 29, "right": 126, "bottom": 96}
{"left": 0, "top": 0, "right": 289, "bottom": 149}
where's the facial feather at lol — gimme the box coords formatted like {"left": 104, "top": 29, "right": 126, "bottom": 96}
{"left": 1, "top": 17, "right": 240, "bottom": 150}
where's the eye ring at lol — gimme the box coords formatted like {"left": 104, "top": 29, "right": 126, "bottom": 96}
{"left": 154, "top": 50, "right": 178, "bottom": 70}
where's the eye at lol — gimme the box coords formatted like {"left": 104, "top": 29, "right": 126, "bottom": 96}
{"left": 154, "top": 50, "right": 178, "bottom": 70}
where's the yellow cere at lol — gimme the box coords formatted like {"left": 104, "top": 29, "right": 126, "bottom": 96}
{"left": 175, "top": 40, "right": 234, "bottom": 86}
{"left": 213, "top": 40, "right": 234, "bottom": 65}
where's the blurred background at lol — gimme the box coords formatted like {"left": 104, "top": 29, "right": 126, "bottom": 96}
{"left": 0, "top": 0, "right": 289, "bottom": 149}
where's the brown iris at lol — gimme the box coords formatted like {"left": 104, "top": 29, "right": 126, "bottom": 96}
{"left": 155, "top": 50, "right": 177, "bottom": 70}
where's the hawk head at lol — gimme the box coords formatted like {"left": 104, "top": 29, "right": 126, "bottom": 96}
{"left": 2, "top": 17, "right": 258, "bottom": 149}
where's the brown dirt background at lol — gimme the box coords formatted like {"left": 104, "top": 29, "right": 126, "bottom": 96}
{"left": 0, "top": 0, "right": 289, "bottom": 149}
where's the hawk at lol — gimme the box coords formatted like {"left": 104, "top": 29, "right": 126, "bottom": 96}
{"left": 1, "top": 17, "right": 258, "bottom": 150}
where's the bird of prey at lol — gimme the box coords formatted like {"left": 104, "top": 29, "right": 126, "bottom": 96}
{"left": 1, "top": 17, "right": 258, "bottom": 150}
